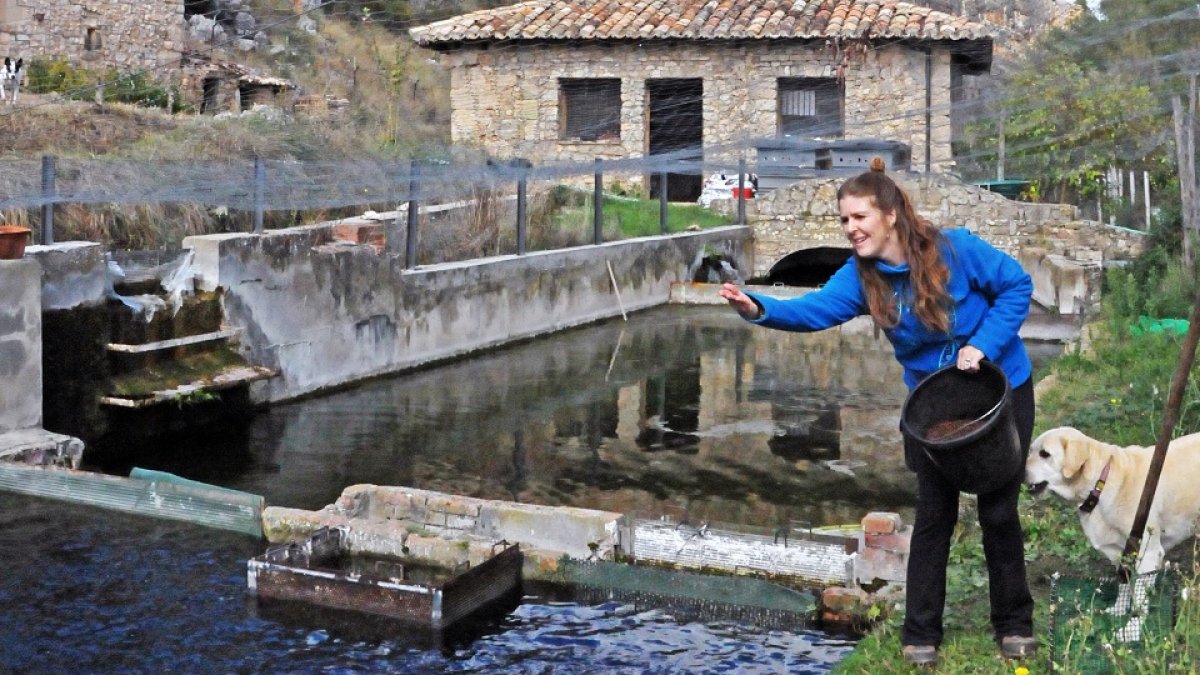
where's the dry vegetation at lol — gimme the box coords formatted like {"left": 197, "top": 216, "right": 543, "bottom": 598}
{"left": 0, "top": 4, "right": 457, "bottom": 248}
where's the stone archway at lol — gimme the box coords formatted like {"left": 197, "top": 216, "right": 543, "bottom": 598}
{"left": 757, "top": 246, "right": 853, "bottom": 286}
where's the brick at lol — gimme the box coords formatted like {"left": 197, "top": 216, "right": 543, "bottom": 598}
{"left": 822, "top": 586, "right": 869, "bottom": 612}
{"left": 862, "top": 511, "right": 903, "bottom": 535}
{"left": 332, "top": 223, "right": 384, "bottom": 246}
{"left": 864, "top": 530, "right": 911, "bottom": 554}
{"left": 855, "top": 546, "right": 908, "bottom": 584}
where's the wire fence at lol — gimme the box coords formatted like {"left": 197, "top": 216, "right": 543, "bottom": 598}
{"left": 0, "top": 150, "right": 759, "bottom": 265}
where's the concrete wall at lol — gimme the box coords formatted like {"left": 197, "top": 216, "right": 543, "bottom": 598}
{"left": 25, "top": 242, "right": 107, "bottom": 311}
{"left": 0, "top": 259, "right": 42, "bottom": 433}
{"left": 186, "top": 223, "right": 754, "bottom": 404}
{"left": 440, "top": 40, "right": 954, "bottom": 172}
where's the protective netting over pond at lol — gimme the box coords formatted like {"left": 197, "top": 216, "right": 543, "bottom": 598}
{"left": 1050, "top": 570, "right": 1181, "bottom": 673}
{"left": 554, "top": 559, "right": 819, "bottom": 631}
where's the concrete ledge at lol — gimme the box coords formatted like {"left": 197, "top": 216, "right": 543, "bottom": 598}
{"left": 632, "top": 519, "right": 855, "bottom": 585}
{"left": 24, "top": 242, "right": 107, "bottom": 310}
{"left": 262, "top": 484, "right": 628, "bottom": 577}
{"left": 1019, "top": 246, "right": 1102, "bottom": 315}
{"left": 0, "top": 428, "right": 83, "bottom": 467}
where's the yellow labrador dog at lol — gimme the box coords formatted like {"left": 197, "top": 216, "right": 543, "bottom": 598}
{"left": 1026, "top": 426, "right": 1200, "bottom": 639}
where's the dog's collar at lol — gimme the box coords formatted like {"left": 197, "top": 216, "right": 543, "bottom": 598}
{"left": 1078, "top": 456, "right": 1114, "bottom": 514}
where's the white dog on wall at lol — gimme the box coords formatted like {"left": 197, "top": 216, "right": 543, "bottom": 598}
{"left": 1, "top": 58, "right": 24, "bottom": 105}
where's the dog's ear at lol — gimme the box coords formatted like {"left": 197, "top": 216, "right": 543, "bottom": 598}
{"left": 1060, "top": 430, "right": 1091, "bottom": 481}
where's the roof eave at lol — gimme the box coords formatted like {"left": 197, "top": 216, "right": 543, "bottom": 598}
{"left": 413, "top": 34, "right": 996, "bottom": 56}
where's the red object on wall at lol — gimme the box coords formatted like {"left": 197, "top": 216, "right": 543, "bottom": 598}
{"left": 0, "top": 226, "right": 31, "bottom": 260}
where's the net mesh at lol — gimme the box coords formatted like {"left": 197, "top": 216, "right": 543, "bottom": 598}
{"left": 1049, "top": 570, "right": 1180, "bottom": 673}
{"left": 555, "top": 559, "right": 818, "bottom": 631}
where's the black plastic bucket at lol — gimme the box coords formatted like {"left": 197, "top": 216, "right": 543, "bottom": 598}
{"left": 899, "top": 361, "right": 1022, "bottom": 495}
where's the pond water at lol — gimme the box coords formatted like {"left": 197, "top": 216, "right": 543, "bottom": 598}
{"left": 4, "top": 305, "right": 1062, "bottom": 672}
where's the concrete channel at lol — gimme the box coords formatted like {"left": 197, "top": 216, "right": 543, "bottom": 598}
{"left": 0, "top": 222, "right": 1087, "bottom": 630}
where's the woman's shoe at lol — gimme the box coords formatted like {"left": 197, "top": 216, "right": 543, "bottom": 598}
{"left": 902, "top": 645, "right": 938, "bottom": 666}
{"left": 999, "top": 635, "right": 1037, "bottom": 659}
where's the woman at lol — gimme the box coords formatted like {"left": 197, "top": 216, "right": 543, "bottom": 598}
{"left": 719, "top": 158, "right": 1036, "bottom": 666}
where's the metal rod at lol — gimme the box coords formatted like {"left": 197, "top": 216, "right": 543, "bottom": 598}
{"left": 1144, "top": 170, "right": 1151, "bottom": 231}
{"left": 406, "top": 160, "right": 420, "bottom": 269}
{"left": 594, "top": 158, "right": 603, "bottom": 245}
{"left": 515, "top": 158, "right": 529, "bottom": 255}
{"left": 659, "top": 171, "right": 668, "bottom": 235}
{"left": 252, "top": 156, "right": 265, "bottom": 234}
{"left": 40, "top": 155, "right": 55, "bottom": 245}
{"left": 737, "top": 157, "right": 747, "bottom": 226}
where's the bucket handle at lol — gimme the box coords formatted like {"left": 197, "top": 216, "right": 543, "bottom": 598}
{"left": 969, "top": 396, "right": 1006, "bottom": 427}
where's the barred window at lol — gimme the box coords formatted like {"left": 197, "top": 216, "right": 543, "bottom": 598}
{"left": 560, "top": 78, "right": 621, "bottom": 142}
{"left": 778, "top": 78, "right": 842, "bottom": 138}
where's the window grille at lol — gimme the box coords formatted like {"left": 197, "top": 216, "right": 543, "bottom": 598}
{"left": 560, "top": 79, "right": 622, "bottom": 142}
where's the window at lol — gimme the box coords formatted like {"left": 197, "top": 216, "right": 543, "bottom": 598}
{"left": 559, "top": 78, "right": 621, "bottom": 141}
{"left": 85, "top": 27, "right": 102, "bottom": 51}
{"left": 778, "top": 78, "right": 842, "bottom": 138}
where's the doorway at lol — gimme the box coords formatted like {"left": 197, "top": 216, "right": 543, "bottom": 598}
{"left": 646, "top": 79, "right": 703, "bottom": 202}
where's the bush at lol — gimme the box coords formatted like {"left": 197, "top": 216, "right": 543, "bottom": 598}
{"left": 25, "top": 59, "right": 179, "bottom": 111}
{"left": 26, "top": 58, "right": 92, "bottom": 97}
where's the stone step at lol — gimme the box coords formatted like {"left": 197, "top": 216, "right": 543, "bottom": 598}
{"left": 106, "top": 328, "right": 239, "bottom": 354}
{"left": 98, "top": 364, "right": 275, "bottom": 408}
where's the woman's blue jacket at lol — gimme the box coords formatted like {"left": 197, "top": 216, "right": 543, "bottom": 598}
{"left": 744, "top": 228, "right": 1033, "bottom": 390}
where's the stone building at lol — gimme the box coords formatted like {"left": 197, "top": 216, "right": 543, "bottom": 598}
{"left": 411, "top": 0, "right": 999, "bottom": 198}
{"left": 0, "top": 0, "right": 294, "bottom": 112}
{"left": 0, "top": 0, "right": 184, "bottom": 74}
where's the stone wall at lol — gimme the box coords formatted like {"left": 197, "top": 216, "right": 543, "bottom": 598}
{"left": 441, "top": 40, "right": 955, "bottom": 174}
{"left": 0, "top": 0, "right": 183, "bottom": 77}
{"left": 745, "top": 172, "right": 1148, "bottom": 278}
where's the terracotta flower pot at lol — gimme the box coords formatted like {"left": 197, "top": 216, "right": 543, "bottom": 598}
{"left": 0, "top": 226, "right": 31, "bottom": 260}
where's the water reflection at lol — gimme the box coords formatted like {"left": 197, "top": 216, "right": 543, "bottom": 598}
{"left": 120, "top": 306, "right": 925, "bottom": 530}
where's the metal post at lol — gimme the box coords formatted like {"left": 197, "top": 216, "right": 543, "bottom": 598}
{"left": 1144, "top": 171, "right": 1152, "bottom": 230}
{"left": 659, "top": 171, "right": 668, "bottom": 235}
{"left": 593, "top": 158, "right": 603, "bottom": 245}
{"left": 737, "top": 157, "right": 747, "bottom": 226}
{"left": 252, "top": 157, "right": 265, "bottom": 234}
{"left": 406, "top": 160, "right": 420, "bottom": 269}
{"left": 40, "top": 155, "right": 56, "bottom": 245}
{"left": 514, "top": 158, "right": 530, "bottom": 255}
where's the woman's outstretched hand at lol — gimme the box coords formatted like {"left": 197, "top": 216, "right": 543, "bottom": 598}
{"left": 719, "top": 283, "right": 761, "bottom": 320}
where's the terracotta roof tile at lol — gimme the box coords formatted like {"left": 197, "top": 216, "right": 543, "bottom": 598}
{"left": 411, "top": 0, "right": 996, "bottom": 45}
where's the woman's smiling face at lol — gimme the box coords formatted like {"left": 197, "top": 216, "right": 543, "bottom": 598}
{"left": 839, "top": 194, "right": 903, "bottom": 265}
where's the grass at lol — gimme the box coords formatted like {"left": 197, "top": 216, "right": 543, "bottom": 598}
{"left": 538, "top": 186, "right": 735, "bottom": 242}
{"left": 835, "top": 257, "right": 1200, "bottom": 672}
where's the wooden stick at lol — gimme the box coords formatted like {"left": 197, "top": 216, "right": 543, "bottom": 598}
{"left": 1120, "top": 291, "right": 1200, "bottom": 579}
{"left": 607, "top": 260, "right": 627, "bottom": 321}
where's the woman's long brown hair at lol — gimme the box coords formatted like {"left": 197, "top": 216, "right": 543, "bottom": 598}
{"left": 837, "top": 158, "right": 951, "bottom": 332}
